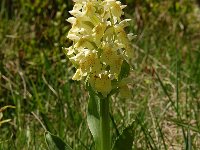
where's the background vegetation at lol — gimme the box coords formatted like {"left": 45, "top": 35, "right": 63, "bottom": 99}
{"left": 0, "top": 0, "right": 200, "bottom": 149}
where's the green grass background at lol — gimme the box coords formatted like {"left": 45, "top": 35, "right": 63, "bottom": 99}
{"left": 0, "top": 0, "right": 200, "bottom": 149}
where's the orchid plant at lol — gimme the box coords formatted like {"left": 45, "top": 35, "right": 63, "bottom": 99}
{"left": 45, "top": 0, "right": 134, "bottom": 150}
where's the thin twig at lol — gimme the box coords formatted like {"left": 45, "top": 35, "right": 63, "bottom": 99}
{"left": 31, "top": 112, "right": 47, "bottom": 131}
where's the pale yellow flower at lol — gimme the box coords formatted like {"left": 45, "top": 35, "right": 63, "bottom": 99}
{"left": 79, "top": 51, "right": 102, "bottom": 74}
{"left": 100, "top": 43, "right": 122, "bottom": 76}
{"left": 100, "top": 43, "right": 118, "bottom": 66}
{"left": 89, "top": 73, "right": 112, "bottom": 97}
{"left": 92, "top": 22, "right": 107, "bottom": 46}
{"left": 95, "top": 74, "right": 112, "bottom": 97}
{"left": 66, "top": 0, "right": 133, "bottom": 96}
{"left": 72, "top": 69, "right": 83, "bottom": 80}
{"left": 102, "top": 0, "right": 126, "bottom": 23}
{"left": 74, "top": 37, "right": 94, "bottom": 49}
{"left": 84, "top": 2, "right": 96, "bottom": 17}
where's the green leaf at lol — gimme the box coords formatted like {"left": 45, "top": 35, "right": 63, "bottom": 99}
{"left": 112, "top": 123, "right": 134, "bottom": 150}
{"left": 86, "top": 85, "right": 101, "bottom": 149}
{"left": 40, "top": 112, "right": 57, "bottom": 134}
{"left": 168, "top": 118, "right": 200, "bottom": 134}
{"left": 45, "top": 132, "right": 73, "bottom": 150}
{"left": 118, "top": 60, "right": 130, "bottom": 80}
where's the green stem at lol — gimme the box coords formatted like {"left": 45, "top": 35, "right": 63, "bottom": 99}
{"left": 100, "top": 96, "right": 111, "bottom": 150}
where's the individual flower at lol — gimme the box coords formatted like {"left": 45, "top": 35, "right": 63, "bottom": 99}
{"left": 89, "top": 73, "right": 112, "bottom": 97}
